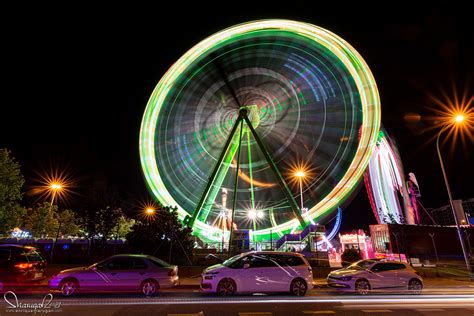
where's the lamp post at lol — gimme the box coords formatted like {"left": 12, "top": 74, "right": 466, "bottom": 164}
{"left": 295, "top": 170, "right": 306, "bottom": 211}
{"left": 49, "top": 183, "right": 63, "bottom": 262}
{"left": 436, "top": 115, "right": 472, "bottom": 279}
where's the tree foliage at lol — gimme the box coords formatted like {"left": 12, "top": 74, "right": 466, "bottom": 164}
{"left": 341, "top": 248, "right": 362, "bottom": 266}
{"left": 79, "top": 187, "right": 126, "bottom": 242}
{"left": 126, "top": 206, "right": 194, "bottom": 265}
{"left": 111, "top": 216, "right": 135, "bottom": 239}
{"left": 0, "top": 149, "right": 26, "bottom": 235}
{"left": 23, "top": 202, "right": 59, "bottom": 237}
{"left": 57, "top": 209, "right": 81, "bottom": 237}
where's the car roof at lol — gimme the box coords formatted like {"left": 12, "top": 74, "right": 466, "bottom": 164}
{"left": 0, "top": 244, "right": 36, "bottom": 251}
{"left": 243, "top": 251, "right": 305, "bottom": 257}
{"left": 109, "top": 254, "right": 150, "bottom": 258}
{"left": 377, "top": 260, "right": 409, "bottom": 264}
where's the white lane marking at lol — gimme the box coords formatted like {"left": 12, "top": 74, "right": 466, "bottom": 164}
{"left": 21, "top": 295, "right": 474, "bottom": 306}
{"left": 302, "top": 311, "right": 336, "bottom": 314}
{"left": 361, "top": 310, "right": 392, "bottom": 313}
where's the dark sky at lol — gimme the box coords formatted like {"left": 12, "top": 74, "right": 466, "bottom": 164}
{"left": 1, "top": 3, "right": 473, "bottom": 232}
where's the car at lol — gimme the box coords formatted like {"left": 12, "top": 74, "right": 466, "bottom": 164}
{"left": 49, "top": 254, "right": 178, "bottom": 297}
{"left": 327, "top": 259, "right": 423, "bottom": 295}
{"left": 201, "top": 251, "right": 313, "bottom": 296}
{"left": 0, "top": 244, "right": 47, "bottom": 291}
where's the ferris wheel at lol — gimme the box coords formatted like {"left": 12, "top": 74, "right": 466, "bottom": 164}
{"left": 140, "top": 20, "right": 381, "bottom": 242}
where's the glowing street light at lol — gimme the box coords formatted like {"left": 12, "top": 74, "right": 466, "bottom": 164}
{"left": 436, "top": 110, "right": 472, "bottom": 280}
{"left": 49, "top": 182, "right": 63, "bottom": 205}
{"left": 455, "top": 114, "right": 464, "bottom": 123}
{"left": 248, "top": 209, "right": 257, "bottom": 220}
{"left": 145, "top": 207, "right": 155, "bottom": 215}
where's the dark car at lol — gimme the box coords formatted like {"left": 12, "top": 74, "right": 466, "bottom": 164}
{"left": 49, "top": 254, "right": 179, "bottom": 297}
{"left": 0, "top": 244, "right": 47, "bottom": 290}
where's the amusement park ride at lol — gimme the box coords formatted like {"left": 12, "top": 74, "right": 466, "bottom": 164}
{"left": 138, "top": 19, "right": 420, "bottom": 251}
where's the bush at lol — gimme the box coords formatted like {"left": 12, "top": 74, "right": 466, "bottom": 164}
{"left": 341, "top": 248, "right": 362, "bottom": 266}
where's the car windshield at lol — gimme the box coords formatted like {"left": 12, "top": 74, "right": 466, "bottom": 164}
{"left": 348, "top": 260, "right": 377, "bottom": 270}
{"left": 222, "top": 254, "right": 245, "bottom": 267}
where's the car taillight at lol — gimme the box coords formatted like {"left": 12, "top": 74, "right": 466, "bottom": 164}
{"left": 168, "top": 268, "right": 176, "bottom": 276}
{"left": 15, "top": 263, "right": 33, "bottom": 269}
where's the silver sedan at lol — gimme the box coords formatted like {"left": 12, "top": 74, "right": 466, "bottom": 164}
{"left": 49, "top": 254, "right": 179, "bottom": 296}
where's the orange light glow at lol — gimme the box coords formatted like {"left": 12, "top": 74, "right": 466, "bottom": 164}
{"left": 138, "top": 200, "right": 160, "bottom": 221}
{"left": 146, "top": 208, "right": 155, "bottom": 214}
{"left": 295, "top": 170, "right": 306, "bottom": 178}
{"left": 425, "top": 82, "right": 474, "bottom": 152}
{"left": 30, "top": 166, "right": 74, "bottom": 205}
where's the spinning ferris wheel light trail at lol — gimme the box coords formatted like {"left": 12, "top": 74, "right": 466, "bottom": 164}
{"left": 140, "top": 20, "right": 381, "bottom": 242}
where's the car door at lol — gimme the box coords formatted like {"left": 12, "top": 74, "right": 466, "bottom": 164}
{"left": 99, "top": 257, "right": 137, "bottom": 291}
{"left": 240, "top": 254, "right": 280, "bottom": 293}
{"left": 83, "top": 260, "right": 115, "bottom": 291}
{"left": 369, "top": 263, "right": 404, "bottom": 290}
{"left": 267, "top": 255, "right": 299, "bottom": 292}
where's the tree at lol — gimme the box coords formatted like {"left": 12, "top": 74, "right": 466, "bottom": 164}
{"left": 112, "top": 216, "right": 135, "bottom": 239}
{"left": 79, "top": 187, "right": 126, "bottom": 242}
{"left": 23, "top": 202, "right": 59, "bottom": 238}
{"left": 341, "top": 248, "right": 362, "bottom": 266}
{"left": 126, "top": 206, "right": 194, "bottom": 265}
{"left": 57, "top": 209, "right": 81, "bottom": 237}
{"left": 0, "top": 149, "right": 26, "bottom": 235}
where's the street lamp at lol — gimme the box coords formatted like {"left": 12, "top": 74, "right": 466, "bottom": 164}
{"left": 49, "top": 181, "right": 64, "bottom": 262}
{"left": 294, "top": 170, "right": 306, "bottom": 211}
{"left": 145, "top": 207, "right": 155, "bottom": 215}
{"left": 436, "top": 113, "right": 472, "bottom": 279}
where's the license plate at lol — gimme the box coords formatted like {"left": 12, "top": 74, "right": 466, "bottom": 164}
{"left": 34, "top": 272, "right": 43, "bottom": 279}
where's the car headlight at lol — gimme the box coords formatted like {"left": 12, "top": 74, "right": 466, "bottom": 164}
{"left": 203, "top": 271, "right": 219, "bottom": 280}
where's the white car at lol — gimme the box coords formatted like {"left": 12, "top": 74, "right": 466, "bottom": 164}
{"left": 201, "top": 251, "right": 313, "bottom": 296}
{"left": 327, "top": 259, "right": 423, "bottom": 295}
{"left": 49, "top": 254, "right": 179, "bottom": 296}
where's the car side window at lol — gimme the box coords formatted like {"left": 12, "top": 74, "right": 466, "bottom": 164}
{"left": 228, "top": 256, "right": 250, "bottom": 269}
{"left": 26, "top": 251, "right": 45, "bottom": 262}
{"left": 105, "top": 257, "right": 135, "bottom": 270}
{"left": 249, "top": 255, "right": 276, "bottom": 268}
{"left": 372, "top": 263, "right": 405, "bottom": 272}
{"left": 287, "top": 256, "right": 305, "bottom": 266}
{"left": 133, "top": 258, "right": 148, "bottom": 269}
{"left": 371, "top": 263, "right": 385, "bottom": 272}
{"left": 391, "top": 263, "right": 406, "bottom": 270}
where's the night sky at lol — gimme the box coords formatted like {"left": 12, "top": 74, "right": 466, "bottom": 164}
{"left": 2, "top": 3, "right": 472, "bottom": 233}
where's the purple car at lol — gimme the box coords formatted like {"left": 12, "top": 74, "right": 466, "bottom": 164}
{"left": 49, "top": 254, "right": 178, "bottom": 296}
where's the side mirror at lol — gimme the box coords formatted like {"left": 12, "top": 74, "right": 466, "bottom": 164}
{"left": 243, "top": 263, "right": 250, "bottom": 269}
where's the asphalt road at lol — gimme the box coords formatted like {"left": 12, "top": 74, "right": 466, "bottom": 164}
{"left": 1, "top": 287, "right": 473, "bottom": 316}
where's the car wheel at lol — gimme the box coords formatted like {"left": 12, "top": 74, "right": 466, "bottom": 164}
{"left": 141, "top": 279, "right": 159, "bottom": 296}
{"left": 408, "top": 279, "right": 423, "bottom": 295}
{"left": 355, "top": 279, "right": 371, "bottom": 295}
{"left": 217, "top": 279, "right": 236, "bottom": 296}
{"left": 290, "top": 278, "right": 307, "bottom": 296}
{"left": 60, "top": 279, "right": 78, "bottom": 297}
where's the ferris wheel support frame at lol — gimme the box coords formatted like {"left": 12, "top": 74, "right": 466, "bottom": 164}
{"left": 184, "top": 107, "right": 307, "bottom": 234}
